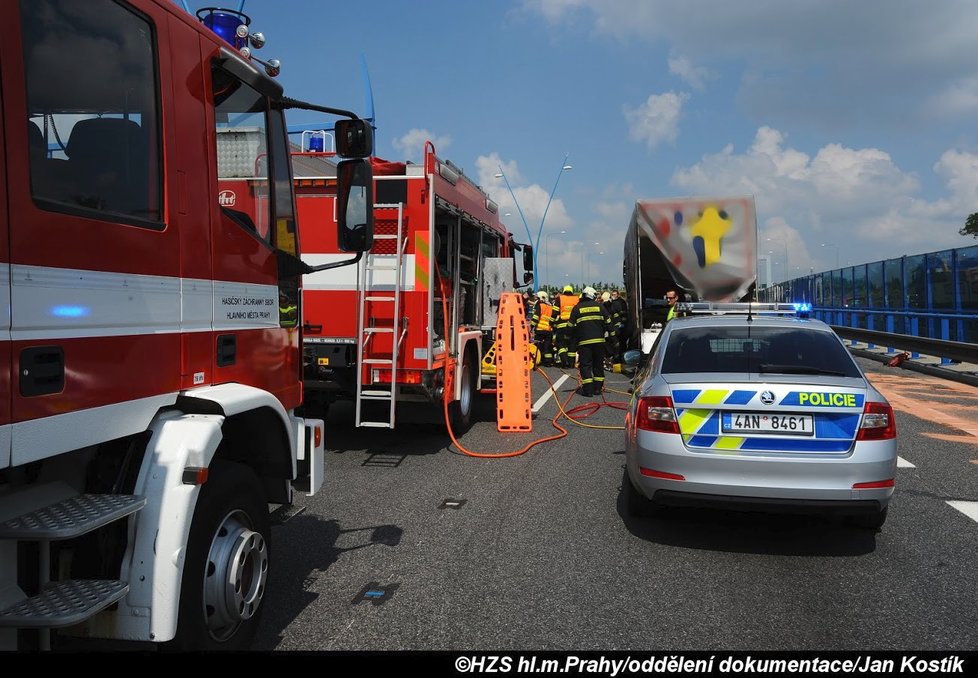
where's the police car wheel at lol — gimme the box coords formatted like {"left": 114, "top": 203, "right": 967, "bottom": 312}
{"left": 169, "top": 460, "right": 270, "bottom": 651}
{"left": 851, "top": 506, "right": 887, "bottom": 531}
{"left": 623, "top": 473, "right": 663, "bottom": 518}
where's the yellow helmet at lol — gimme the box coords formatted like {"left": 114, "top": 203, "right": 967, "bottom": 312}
{"left": 562, "top": 284, "right": 574, "bottom": 293}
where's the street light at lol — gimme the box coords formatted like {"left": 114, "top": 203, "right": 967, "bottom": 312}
{"left": 765, "top": 237, "right": 788, "bottom": 282}
{"left": 580, "top": 241, "right": 600, "bottom": 285}
{"left": 821, "top": 243, "right": 839, "bottom": 269}
{"left": 495, "top": 154, "right": 573, "bottom": 290}
{"left": 544, "top": 229, "right": 567, "bottom": 288}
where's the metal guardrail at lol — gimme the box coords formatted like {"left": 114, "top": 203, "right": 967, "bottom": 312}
{"left": 830, "top": 325, "right": 978, "bottom": 365}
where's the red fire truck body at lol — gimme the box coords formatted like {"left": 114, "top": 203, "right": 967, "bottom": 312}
{"left": 0, "top": 0, "right": 371, "bottom": 650}
{"left": 299, "top": 143, "right": 526, "bottom": 428}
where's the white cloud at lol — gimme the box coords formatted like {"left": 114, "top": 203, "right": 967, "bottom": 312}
{"left": 668, "top": 54, "right": 711, "bottom": 91}
{"left": 926, "top": 77, "right": 978, "bottom": 117}
{"left": 523, "top": 0, "right": 978, "bottom": 128}
{"left": 392, "top": 128, "right": 451, "bottom": 163}
{"left": 624, "top": 91, "right": 689, "bottom": 150}
{"left": 670, "top": 127, "right": 971, "bottom": 270}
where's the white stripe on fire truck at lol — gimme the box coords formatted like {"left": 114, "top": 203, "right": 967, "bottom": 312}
{"left": 301, "top": 253, "right": 416, "bottom": 291}
{"left": 7, "top": 264, "right": 280, "bottom": 341}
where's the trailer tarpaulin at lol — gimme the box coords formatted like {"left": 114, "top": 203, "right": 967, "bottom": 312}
{"left": 629, "top": 196, "right": 756, "bottom": 302}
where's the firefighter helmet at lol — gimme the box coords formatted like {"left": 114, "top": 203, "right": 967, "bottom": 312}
{"left": 536, "top": 290, "right": 549, "bottom": 301}
{"left": 562, "top": 284, "right": 574, "bottom": 293}
{"left": 583, "top": 286, "right": 597, "bottom": 299}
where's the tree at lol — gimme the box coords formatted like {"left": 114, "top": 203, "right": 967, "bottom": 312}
{"left": 961, "top": 213, "right": 978, "bottom": 238}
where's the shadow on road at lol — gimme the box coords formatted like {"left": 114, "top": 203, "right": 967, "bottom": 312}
{"left": 256, "top": 512, "right": 403, "bottom": 650}
{"left": 616, "top": 469, "right": 879, "bottom": 557}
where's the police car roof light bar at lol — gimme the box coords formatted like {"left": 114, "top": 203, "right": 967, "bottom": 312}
{"left": 676, "top": 301, "right": 808, "bottom": 317}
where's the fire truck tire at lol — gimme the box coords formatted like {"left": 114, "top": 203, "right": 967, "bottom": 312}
{"left": 448, "top": 353, "right": 476, "bottom": 433}
{"left": 169, "top": 460, "right": 270, "bottom": 651}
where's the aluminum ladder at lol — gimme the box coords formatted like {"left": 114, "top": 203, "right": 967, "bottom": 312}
{"left": 355, "top": 203, "right": 407, "bottom": 428}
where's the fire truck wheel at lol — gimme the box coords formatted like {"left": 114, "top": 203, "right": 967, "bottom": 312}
{"left": 170, "top": 460, "right": 270, "bottom": 651}
{"left": 448, "top": 354, "right": 476, "bottom": 433}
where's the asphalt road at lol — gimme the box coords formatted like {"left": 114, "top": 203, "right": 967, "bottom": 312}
{"left": 255, "top": 358, "right": 978, "bottom": 652}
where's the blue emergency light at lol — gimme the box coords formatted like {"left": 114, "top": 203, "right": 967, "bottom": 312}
{"left": 793, "top": 302, "right": 812, "bottom": 318}
{"left": 307, "top": 136, "right": 324, "bottom": 153}
{"left": 196, "top": 8, "right": 250, "bottom": 49}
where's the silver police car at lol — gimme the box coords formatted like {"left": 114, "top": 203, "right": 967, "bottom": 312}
{"left": 624, "top": 303, "right": 897, "bottom": 529}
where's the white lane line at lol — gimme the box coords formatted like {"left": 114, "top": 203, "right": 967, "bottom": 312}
{"left": 533, "top": 374, "right": 569, "bottom": 413}
{"left": 897, "top": 456, "right": 916, "bottom": 468}
{"left": 947, "top": 500, "right": 978, "bottom": 524}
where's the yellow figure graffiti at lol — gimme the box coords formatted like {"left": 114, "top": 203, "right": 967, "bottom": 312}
{"left": 690, "top": 206, "right": 732, "bottom": 267}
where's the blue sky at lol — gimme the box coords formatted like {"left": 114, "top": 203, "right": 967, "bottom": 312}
{"left": 234, "top": 0, "right": 978, "bottom": 287}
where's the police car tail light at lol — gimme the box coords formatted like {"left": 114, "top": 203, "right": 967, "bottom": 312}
{"left": 636, "top": 396, "right": 679, "bottom": 434}
{"left": 856, "top": 402, "right": 896, "bottom": 440}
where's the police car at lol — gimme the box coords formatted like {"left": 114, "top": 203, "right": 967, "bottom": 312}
{"left": 623, "top": 302, "right": 897, "bottom": 530}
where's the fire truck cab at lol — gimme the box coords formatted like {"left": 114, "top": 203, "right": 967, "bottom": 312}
{"left": 300, "top": 141, "right": 532, "bottom": 429}
{"left": 0, "top": 0, "right": 372, "bottom": 650}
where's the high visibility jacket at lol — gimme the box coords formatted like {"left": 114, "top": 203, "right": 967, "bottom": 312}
{"left": 569, "top": 299, "right": 611, "bottom": 347}
{"left": 532, "top": 301, "right": 554, "bottom": 332}
{"left": 666, "top": 304, "right": 677, "bottom": 322}
{"left": 558, "top": 293, "right": 579, "bottom": 321}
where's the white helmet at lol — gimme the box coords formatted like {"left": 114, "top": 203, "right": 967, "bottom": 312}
{"left": 536, "top": 290, "right": 549, "bottom": 301}
{"left": 583, "top": 286, "right": 597, "bottom": 299}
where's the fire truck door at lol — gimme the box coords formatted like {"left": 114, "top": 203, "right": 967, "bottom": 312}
{"left": 5, "top": 0, "right": 183, "bottom": 444}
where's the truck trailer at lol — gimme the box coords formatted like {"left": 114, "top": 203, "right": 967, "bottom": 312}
{"left": 623, "top": 196, "right": 757, "bottom": 352}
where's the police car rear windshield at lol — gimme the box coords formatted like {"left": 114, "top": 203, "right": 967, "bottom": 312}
{"left": 661, "top": 326, "right": 862, "bottom": 377}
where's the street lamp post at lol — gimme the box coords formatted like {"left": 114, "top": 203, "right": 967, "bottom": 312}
{"left": 495, "top": 154, "right": 572, "bottom": 290}
{"left": 821, "top": 243, "right": 840, "bottom": 269}
{"left": 765, "top": 237, "right": 789, "bottom": 282}
{"left": 544, "top": 229, "right": 567, "bottom": 289}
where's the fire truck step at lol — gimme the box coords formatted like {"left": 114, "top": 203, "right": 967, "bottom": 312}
{"left": 364, "top": 296, "right": 395, "bottom": 302}
{"left": 363, "top": 327, "right": 395, "bottom": 333}
{"left": 359, "top": 422, "right": 394, "bottom": 428}
{"left": 0, "top": 580, "right": 128, "bottom": 629}
{"left": 371, "top": 234, "right": 399, "bottom": 240}
{"left": 360, "top": 393, "right": 394, "bottom": 400}
{"left": 0, "top": 494, "right": 146, "bottom": 541}
{"left": 363, "top": 359, "right": 394, "bottom": 365}
{"left": 365, "top": 263, "right": 398, "bottom": 270}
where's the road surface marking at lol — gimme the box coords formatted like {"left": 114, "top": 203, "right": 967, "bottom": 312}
{"left": 897, "top": 457, "right": 915, "bottom": 468}
{"left": 947, "top": 500, "right": 978, "bottom": 524}
{"left": 533, "top": 374, "right": 569, "bottom": 413}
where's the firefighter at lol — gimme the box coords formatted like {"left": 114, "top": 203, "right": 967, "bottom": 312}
{"left": 555, "top": 284, "right": 579, "bottom": 368}
{"left": 609, "top": 288, "right": 628, "bottom": 360}
{"left": 569, "top": 286, "right": 611, "bottom": 397}
{"left": 531, "top": 290, "right": 555, "bottom": 367}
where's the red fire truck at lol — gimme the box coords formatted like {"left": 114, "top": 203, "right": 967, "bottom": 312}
{"left": 299, "top": 141, "right": 533, "bottom": 429}
{"left": 0, "top": 1, "right": 373, "bottom": 650}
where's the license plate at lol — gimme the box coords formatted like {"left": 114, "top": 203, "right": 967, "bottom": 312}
{"left": 722, "top": 412, "right": 814, "bottom": 436}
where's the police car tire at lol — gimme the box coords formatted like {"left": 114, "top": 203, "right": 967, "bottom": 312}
{"left": 851, "top": 507, "right": 887, "bottom": 531}
{"left": 169, "top": 460, "right": 270, "bottom": 651}
{"left": 624, "top": 474, "right": 662, "bottom": 518}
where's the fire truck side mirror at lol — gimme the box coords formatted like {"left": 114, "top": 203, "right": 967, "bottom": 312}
{"left": 335, "top": 119, "right": 373, "bottom": 158}
{"left": 336, "top": 159, "right": 374, "bottom": 252}
{"left": 522, "top": 245, "right": 534, "bottom": 284}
